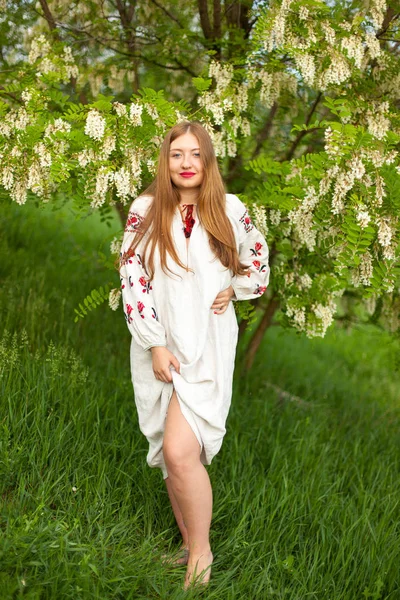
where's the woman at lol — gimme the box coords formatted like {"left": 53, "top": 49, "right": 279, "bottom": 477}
{"left": 119, "top": 121, "right": 270, "bottom": 589}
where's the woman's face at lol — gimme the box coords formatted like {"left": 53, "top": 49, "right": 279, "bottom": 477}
{"left": 169, "top": 132, "right": 204, "bottom": 191}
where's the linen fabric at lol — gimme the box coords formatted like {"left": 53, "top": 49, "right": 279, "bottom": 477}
{"left": 120, "top": 193, "right": 270, "bottom": 478}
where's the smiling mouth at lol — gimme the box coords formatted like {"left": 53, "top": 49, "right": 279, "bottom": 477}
{"left": 180, "top": 172, "right": 196, "bottom": 178}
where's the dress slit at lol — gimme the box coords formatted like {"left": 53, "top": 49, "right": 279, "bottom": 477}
{"left": 161, "top": 382, "right": 206, "bottom": 479}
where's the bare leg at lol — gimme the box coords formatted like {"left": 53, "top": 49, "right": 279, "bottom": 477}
{"left": 163, "top": 476, "right": 189, "bottom": 564}
{"left": 163, "top": 391, "right": 214, "bottom": 588}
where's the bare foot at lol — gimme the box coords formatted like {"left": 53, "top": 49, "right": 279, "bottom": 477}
{"left": 183, "top": 550, "right": 213, "bottom": 590}
{"left": 161, "top": 545, "right": 189, "bottom": 567}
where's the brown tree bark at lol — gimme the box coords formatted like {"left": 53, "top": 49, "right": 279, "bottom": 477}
{"left": 115, "top": 0, "right": 140, "bottom": 92}
{"left": 115, "top": 201, "right": 129, "bottom": 226}
{"left": 242, "top": 295, "right": 279, "bottom": 373}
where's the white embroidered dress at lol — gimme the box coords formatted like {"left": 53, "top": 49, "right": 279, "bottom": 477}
{"left": 120, "top": 193, "right": 270, "bottom": 478}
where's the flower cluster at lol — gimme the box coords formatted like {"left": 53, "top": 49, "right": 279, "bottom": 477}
{"left": 85, "top": 109, "right": 106, "bottom": 141}
{"left": 288, "top": 186, "right": 319, "bottom": 251}
{"left": 109, "top": 288, "right": 122, "bottom": 311}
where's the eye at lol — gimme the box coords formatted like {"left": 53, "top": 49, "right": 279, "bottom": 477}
{"left": 193, "top": 152, "right": 200, "bottom": 158}
{"left": 171, "top": 152, "right": 181, "bottom": 158}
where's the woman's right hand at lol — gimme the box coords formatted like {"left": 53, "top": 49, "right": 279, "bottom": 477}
{"left": 151, "top": 347, "right": 180, "bottom": 382}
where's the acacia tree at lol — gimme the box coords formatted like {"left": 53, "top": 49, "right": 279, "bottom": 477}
{"left": 0, "top": 0, "right": 399, "bottom": 369}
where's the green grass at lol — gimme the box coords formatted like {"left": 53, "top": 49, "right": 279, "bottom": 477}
{"left": 1, "top": 199, "right": 399, "bottom": 599}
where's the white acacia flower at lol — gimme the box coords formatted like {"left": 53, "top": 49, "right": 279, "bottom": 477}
{"left": 109, "top": 288, "right": 122, "bottom": 311}
{"left": 349, "top": 155, "right": 365, "bottom": 180}
{"left": 235, "top": 84, "right": 248, "bottom": 112}
{"left": 90, "top": 168, "right": 111, "bottom": 208}
{"left": 110, "top": 236, "right": 122, "bottom": 255}
{"left": 298, "top": 273, "right": 313, "bottom": 289}
{"left": 101, "top": 135, "right": 116, "bottom": 158}
{"left": 241, "top": 118, "right": 251, "bottom": 136}
{"left": 383, "top": 245, "right": 395, "bottom": 260}
{"left": 33, "top": 143, "right": 52, "bottom": 168}
{"left": 10, "top": 179, "right": 28, "bottom": 205}
{"left": 365, "top": 31, "right": 381, "bottom": 58}
{"left": 284, "top": 272, "right": 294, "bottom": 286}
{"left": 294, "top": 52, "right": 316, "bottom": 86}
{"left": 145, "top": 103, "right": 158, "bottom": 121}
{"left": 356, "top": 208, "right": 371, "bottom": 228}
{"left": 129, "top": 102, "right": 143, "bottom": 126}
{"left": 251, "top": 203, "right": 268, "bottom": 237}
{"left": 309, "top": 302, "right": 335, "bottom": 337}
{"left": 14, "top": 108, "right": 31, "bottom": 130}
{"left": 299, "top": 6, "right": 309, "bottom": 20}
{"left": 359, "top": 251, "right": 373, "bottom": 285}
{"left": 209, "top": 61, "right": 233, "bottom": 95}
{"left": 113, "top": 102, "right": 127, "bottom": 117}
{"left": 321, "top": 21, "right": 336, "bottom": 45}
{"left": 366, "top": 110, "right": 390, "bottom": 140}
{"left": 317, "top": 53, "right": 352, "bottom": 90}
{"left": 2, "top": 167, "right": 14, "bottom": 190}
{"left": 373, "top": 173, "right": 386, "bottom": 206}
{"left": 45, "top": 118, "right": 71, "bottom": 138}
{"left": 28, "top": 35, "right": 51, "bottom": 64}
{"left": 269, "top": 209, "right": 281, "bottom": 226}
{"left": 21, "top": 89, "right": 32, "bottom": 103}
{"left": 377, "top": 218, "right": 393, "bottom": 247}
{"left": 114, "top": 167, "right": 131, "bottom": 201}
{"left": 27, "top": 162, "right": 42, "bottom": 191}
{"left": 341, "top": 34, "right": 365, "bottom": 69}
{"left": 65, "top": 64, "right": 79, "bottom": 81}
{"left": 10, "top": 146, "right": 22, "bottom": 158}
{"left": 146, "top": 159, "right": 157, "bottom": 174}
{"left": 227, "top": 139, "right": 237, "bottom": 158}
{"left": 85, "top": 109, "right": 106, "bottom": 141}
{"left": 0, "top": 121, "right": 12, "bottom": 137}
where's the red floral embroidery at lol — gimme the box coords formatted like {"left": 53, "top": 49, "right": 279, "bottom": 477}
{"left": 252, "top": 260, "right": 268, "bottom": 273}
{"left": 137, "top": 301, "right": 145, "bottom": 318}
{"left": 250, "top": 241, "right": 262, "bottom": 256}
{"left": 139, "top": 276, "right": 152, "bottom": 294}
{"left": 255, "top": 284, "right": 267, "bottom": 295}
{"left": 239, "top": 210, "right": 254, "bottom": 233}
{"left": 125, "top": 303, "right": 133, "bottom": 324}
{"left": 119, "top": 250, "right": 134, "bottom": 266}
{"left": 151, "top": 307, "right": 157, "bottom": 319}
{"left": 181, "top": 204, "right": 196, "bottom": 238}
{"left": 125, "top": 211, "right": 144, "bottom": 233}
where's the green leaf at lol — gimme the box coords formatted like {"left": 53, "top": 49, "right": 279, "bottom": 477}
{"left": 192, "top": 77, "right": 212, "bottom": 92}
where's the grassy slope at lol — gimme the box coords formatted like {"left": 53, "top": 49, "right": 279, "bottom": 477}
{"left": 0, "top": 200, "right": 399, "bottom": 600}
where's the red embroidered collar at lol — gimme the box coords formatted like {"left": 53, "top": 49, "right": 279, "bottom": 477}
{"left": 180, "top": 204, "right": 196, "bottom": 238}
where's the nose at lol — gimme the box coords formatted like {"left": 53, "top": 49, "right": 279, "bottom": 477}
{"left": 181, "top": 153, "right": 192, "bottom": 169}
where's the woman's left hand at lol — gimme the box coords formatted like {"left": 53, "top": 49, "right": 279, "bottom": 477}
{"left": 211, "top": 285, "right": 235, "bottom": 314}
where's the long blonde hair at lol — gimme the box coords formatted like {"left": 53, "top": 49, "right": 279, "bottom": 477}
{"left": 125, "top": 120, "right": 250, "bottom": 279}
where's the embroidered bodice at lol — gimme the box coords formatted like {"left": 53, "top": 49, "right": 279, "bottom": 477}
{"left": 180, "top": 204, "right": 196, "bottom": 238}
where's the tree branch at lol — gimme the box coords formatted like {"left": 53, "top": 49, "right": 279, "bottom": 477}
{"left": 198, "top": 0, "right": 213, "bottom": 39}
{"left": 114, "top": 0, "right": 142, "bottom": 91}
{"left": 213, "top": 0, "right": 222, "bottom": 59}
{"left": 251, "top": 101, "right": 279, "bottom": 159}
{"left": 149, "top": 0, "right": 185, "bottom": 28}
{"left": 283, "top": 91, "right": 323, "bottom": 161}
{"left": 376, "top": 6, "right": 399, "bottom": 38}
{"left": 38, "top": 0, "right": 59, "bottom": 35}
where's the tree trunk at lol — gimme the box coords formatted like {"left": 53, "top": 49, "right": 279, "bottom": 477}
{"left": 242, "top": 295, "right": 279, "bottom": 373}
{"left": 116, "top": 201, "right": 129, "bottom": 226}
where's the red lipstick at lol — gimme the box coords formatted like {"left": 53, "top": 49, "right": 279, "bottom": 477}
{"left": 180, "top": 172, "right": 196, "bottom": 178}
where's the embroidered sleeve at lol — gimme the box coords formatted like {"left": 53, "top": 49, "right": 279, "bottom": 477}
{"left": 229, "top": 197, "right": 270, "bottom": 301}
{"left": 119, "top": 197, "right": 167, "bottom": 351}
